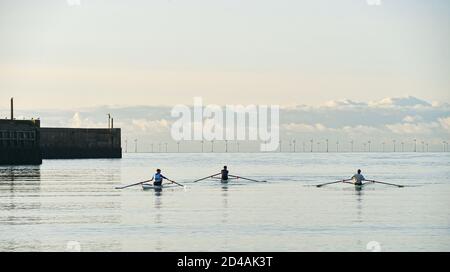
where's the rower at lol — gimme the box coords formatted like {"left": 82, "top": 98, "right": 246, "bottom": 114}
{"left": 221, "top": 166, "right": 229, "bottom": 181}
{"left": 351, "top": 169, "right": 366, "bottom": 185}
{"left": 148, "top": 169, "right": 168, "bottom": 186}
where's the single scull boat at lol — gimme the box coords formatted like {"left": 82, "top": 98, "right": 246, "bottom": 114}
{"left": 142, "top": 183, "right": 180, "bottom": 190}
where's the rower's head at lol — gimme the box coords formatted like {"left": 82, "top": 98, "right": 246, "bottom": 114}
{"left": 357, "top": 169, "right": 361, "bottom": 174}
{"left": 223, "top": 166, "right": 227, "bottom": 170}
{"left": 156, "top": 169, "right": 161, "bottom": 173}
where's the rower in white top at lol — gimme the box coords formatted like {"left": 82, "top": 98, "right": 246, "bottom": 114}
{"left": 351, "top": 169, "right": 366, "bottom": 185}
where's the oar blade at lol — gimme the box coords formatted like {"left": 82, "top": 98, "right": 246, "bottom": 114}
{"left": 368, "top": 180, "right": 404, "bottom": 188}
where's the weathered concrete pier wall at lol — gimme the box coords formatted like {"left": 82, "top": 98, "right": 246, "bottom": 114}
{"left": 0, "top": 119, "right": 42, "bottom": 165}
{"left": 40, "top": 128, "right": 122, "bottom": 159}
{"left": 1, "top": 98, "right": 122, "bottom": 164}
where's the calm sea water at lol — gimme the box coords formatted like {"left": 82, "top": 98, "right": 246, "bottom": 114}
{"left": 0, "top": 153, "right": 449, "bottom": 252}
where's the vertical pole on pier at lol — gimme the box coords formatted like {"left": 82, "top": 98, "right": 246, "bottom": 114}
{"left": 111, "top": 118, "right": 114, "bottom": 129}
{"left": 10, "top": 97, "right": 14, "bottom": 120}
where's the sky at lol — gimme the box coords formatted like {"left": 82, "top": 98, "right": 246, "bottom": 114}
{"left": 0, "top": 0, "right": 449, "bottom": 151}
{"left": 0, "top": 0, "right": 449, "bottom": 109}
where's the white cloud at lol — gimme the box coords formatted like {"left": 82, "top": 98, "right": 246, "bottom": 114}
{"left": 340, "top": 125, "right": 383, "bottom": 135}
{"left": 131, "top": 119, "right": 170, "bottom": 132}
{"left": 70, "top": 112, "right": 82, "bottom": 128}
{"left": 369, "top": 96, "right": 431, "bottom": 108}
{"left": 322, "top": 99, "right": 366, "bottom": 108}
{"left": 403, "top": 115, "right": 423, "bottom": 123}
{"left": 283, "top": 123, "right": 332, "bottom": 133}
{"left": 438, "top": 117, "right": 450, "bottom": 133}
{"left": 386, "top": 122, "right": 439, "bottom": 135}
{"left": 15, "top": 96, "right": 449, "bottom": 152}
{"left": 69, "top": 112, "right": 105, "bottom": 128}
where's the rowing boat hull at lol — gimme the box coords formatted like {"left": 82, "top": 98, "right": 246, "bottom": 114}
{"left": 142, "top": 184, "right": 179, "bottom": 190}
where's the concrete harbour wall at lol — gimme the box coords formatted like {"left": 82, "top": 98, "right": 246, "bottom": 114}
{"left": 40, "top": 128, "right": 122, "bottom": 159}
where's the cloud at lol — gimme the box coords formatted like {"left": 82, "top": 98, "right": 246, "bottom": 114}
{"left": 369, "top": 96, "right": 432, "bottom": 108}
{"left": 322, "top": 99, "right": 366, "bottom": 108}
{"left": 438, "top": 117, "right": 450, "bottom": 133}
{"left": 9, "top": 95, "right": 449, "bottom": 151}
{"left": 69, "top": 112, "right": 105, "bottom": 128}
{"left": 131, "top": 119, "right": 170, "bottom": 132}
{"left": 283, "top": 123, "right": 331, "bottom": 133}
{"left": 386, "top": 122, "right": 439, "bottom": 135}
{"left": 402, "top": 115, "right": 423, "bottom": 123}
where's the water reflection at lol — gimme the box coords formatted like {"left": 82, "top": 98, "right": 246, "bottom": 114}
{"left": 220, "top": 184, "right": 230, "bottom": 250}
{"left": 354, "top": 185, "right": 364, "bottom": 223}
{"left": 152, "top": 188, "right": 163, "bottom": 251}
{"left": 221, "top": 185, "right": 229, "bottom": 224}
{"left": 0, "top": 166, "right": 42, "bottom": 210}
{"left": 0, "top": 166, "right": 42, "bottom": 251}
{"left": 0, "top": 166, "right": 41, "bottom": 190}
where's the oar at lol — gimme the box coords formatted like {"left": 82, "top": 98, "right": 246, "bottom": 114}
{"left": 316, "top": 179, "right": 350, "bottom": 188}
{"left": 115, "top": 179, "right": 151, "bottom": 190}
{"left": 366, "top": 180, "right": 404, "bottom": 188}
{"left": 229, "top": 174, "right": 267, "bottom": 183}
{"left": 192, "top": 173, "right": 221, "bottom": 183}
{"left": 167, "top": 179, "right": 185, "bottom": 187}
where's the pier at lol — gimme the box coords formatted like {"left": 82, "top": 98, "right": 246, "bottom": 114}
{"left": 40, "top": 127, "right": 122, "bottom": 159}
{"left": 0, "top": 119, "right": 42, "bottom": 165}
{"left": 0, "top": 98, "right": 122, "bottom": 165}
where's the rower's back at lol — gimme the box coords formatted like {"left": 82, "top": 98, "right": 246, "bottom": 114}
{"left": 221, "top": 166, "right": 229, "bottom": 180}
{"left": 352, "top": 169, "right": 365, "bottom": 185}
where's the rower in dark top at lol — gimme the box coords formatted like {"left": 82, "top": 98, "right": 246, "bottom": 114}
{"left": 221, "top": 166, "right": 229, "bottom": 181}
{"left": 149, "top": 169, "right": 168, "bottom": 186}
